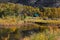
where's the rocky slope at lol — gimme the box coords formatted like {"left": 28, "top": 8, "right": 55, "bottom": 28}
{"left": 0, "top": 0, "right": 60, "bottom": 7}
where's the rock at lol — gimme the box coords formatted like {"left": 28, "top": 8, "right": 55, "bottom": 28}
{"left": 0, "top": 0, "right": 60, "bottom": 7}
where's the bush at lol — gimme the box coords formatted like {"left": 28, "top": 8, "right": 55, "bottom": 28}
{"left": 0, "top": 3, "right": 24, "bottom": 18}
{"left": 0, "top": 3, "right": 60, "bottom": 18}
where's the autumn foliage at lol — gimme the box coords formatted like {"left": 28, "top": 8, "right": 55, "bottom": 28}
{"left": 0, "top": 3, "right": 60, "bottom": 40}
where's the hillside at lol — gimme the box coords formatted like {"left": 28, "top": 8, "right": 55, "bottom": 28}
{"left": 0, "top": 2, "right": 60, "bottom": 40}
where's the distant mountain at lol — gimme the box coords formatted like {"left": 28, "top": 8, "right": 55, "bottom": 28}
{"left": 0, "top": 0, "right": 60, "bottom": 7}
